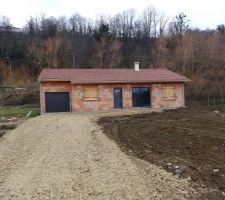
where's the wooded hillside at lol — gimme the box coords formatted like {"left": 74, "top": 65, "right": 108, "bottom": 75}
{"left": 0, "top": 7, "right": 225, "bottom": 105}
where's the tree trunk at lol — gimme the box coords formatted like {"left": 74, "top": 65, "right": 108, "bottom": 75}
{"left": 207, "top": 94, "right": 210, "bottom": 107}
{"left": 213, "top": 94, "right": 216, "bottom": 110}
{"left": 221, "top": 90, "right": 224, "bottom": 105}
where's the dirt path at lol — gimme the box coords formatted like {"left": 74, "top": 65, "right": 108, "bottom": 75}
{"left": 0, "top": 111, "right": 195, "bottom": 200}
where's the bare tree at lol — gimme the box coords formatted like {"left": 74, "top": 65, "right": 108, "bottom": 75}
{"left": 23, "top": 17, "right": 40, "bottom": 36}
{"left": 123, "top": 9, "right": 136, "bottom": 38}
{"left": 169, "top": 13, "right": 190, "bottom": 37}
{"left": 0, "top": 15, "right": 11, "bottom": 27}
{"left": 69, "top": 13, "right": 88, "bottom": 35}
{"left": 141, "top": 6, "right": 157, "bottom": 38}
{"left": 154, "top": 35, "right": 168, "bottom": 67}
{"left": 57, "top": 16, "right": 69, "bottom": 33}
{"left": 217, "top": 24, "right": 225, "bottom": 34}
{"left": 158, "top": 14, "right": 169, "bottom": 36}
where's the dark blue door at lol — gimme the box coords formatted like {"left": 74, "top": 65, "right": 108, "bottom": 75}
{"left": 45, "top": 92, "right": 70, "bottom": 112}
{"left": 114, "top": 88, "right": 123, "bottom": 109}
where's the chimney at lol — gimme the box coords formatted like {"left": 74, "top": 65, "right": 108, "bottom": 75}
{"left": 134, "top": 62, "right": 140, "bottom": 71}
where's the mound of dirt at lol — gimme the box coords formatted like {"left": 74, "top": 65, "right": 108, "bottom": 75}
{"left": 98, "top": 108, "right": 225, "bottom": 199}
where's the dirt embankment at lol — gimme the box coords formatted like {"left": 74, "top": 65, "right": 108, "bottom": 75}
{"left": 98, "top": 108, "right": 225, "bottom": 199}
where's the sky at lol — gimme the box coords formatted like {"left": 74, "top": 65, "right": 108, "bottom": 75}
{"left": 0, "top": 0, "right": 225, "bottom": 29}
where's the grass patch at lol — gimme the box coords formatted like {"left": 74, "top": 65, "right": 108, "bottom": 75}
{"left": 0, "top": 104, "right": 40, "bottom": 118}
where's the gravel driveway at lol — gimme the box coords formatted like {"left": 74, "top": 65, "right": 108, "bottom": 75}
{"left": 0, "top": 110, "right": 196, "bottom": 200}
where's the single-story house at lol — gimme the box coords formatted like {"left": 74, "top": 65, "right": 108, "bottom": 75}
{"left": 38, "top": 65, "right": 190, "bottom": 113}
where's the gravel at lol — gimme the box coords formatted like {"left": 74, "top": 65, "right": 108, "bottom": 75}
{"left": 0, "top": 110, "right": 196, "bottom": 200}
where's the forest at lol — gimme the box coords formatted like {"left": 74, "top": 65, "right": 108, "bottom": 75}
{"left": 0, "top": 6, "right": 225, "bottom": 105}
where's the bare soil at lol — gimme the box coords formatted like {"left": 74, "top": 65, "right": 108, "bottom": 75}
{"left": 0, "top": 110, "right": 197, "bottom": 200}
{"left": 98, "top": 108, "right": 225, "bottom": 199}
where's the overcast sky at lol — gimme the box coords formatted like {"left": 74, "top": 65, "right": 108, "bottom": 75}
{"left": 0, "top": 0, "right": 225, "bottom": 29}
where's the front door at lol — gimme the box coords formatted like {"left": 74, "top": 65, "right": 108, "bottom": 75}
{"left": 114, "top": 88, "right": 123, "bottom": 109}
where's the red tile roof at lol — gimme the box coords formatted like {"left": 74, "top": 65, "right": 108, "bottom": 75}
{"left": 38, "top": 68, "right": 190, "bottom": 84}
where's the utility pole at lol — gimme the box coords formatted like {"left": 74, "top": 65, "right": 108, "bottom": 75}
{"left": 6, "top": 57, "right": 12, "bottom": 83}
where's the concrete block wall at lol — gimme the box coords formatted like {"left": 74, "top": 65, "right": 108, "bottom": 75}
{"left": 40, "top": 81, "right": 185, "bottom": 112}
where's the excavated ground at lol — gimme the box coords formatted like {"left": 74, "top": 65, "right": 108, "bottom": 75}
{"left": 98, "top": 108, "right": 225, "bottom": 199}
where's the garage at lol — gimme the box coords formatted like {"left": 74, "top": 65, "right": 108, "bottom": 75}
{"left": 45, "top": 92, "right": 70, "bottom": 112}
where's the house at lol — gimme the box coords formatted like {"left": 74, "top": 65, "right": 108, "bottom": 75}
{"left": 38, "top": 64, "right": 190, "bottom": 113}
{"left": 0, "top": 26, "right": 21, "bottom": 32}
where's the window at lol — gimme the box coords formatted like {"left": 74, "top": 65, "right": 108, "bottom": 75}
{"left": 162, "top": 87, "right": 175, "bottom": 99}
{"left": 84, "top": 88, "right": 98, "bottom": 100}
{"left": 132, "top": 87, "right": 150, "bottom": 107}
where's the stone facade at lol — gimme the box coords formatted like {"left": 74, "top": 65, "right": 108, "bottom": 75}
{"left": 40, "top": 81, "right": 185, "bottom": 113}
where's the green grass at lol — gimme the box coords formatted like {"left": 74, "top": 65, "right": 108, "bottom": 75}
{"left": 0, "top": 105, "right": 40, "bottom": 118}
